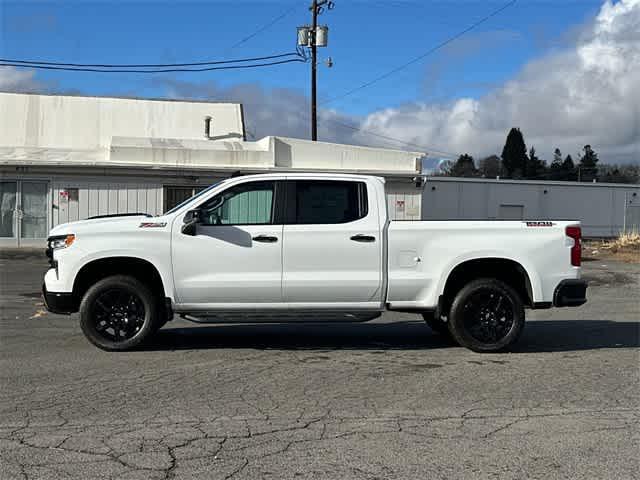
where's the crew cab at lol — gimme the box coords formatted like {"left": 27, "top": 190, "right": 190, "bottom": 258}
{"left": 43, "top": 173, "right": 587, "bottom": 352}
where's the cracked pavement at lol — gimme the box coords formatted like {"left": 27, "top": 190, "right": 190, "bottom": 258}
{"left": 1, "top": 251, "right": 638, "bottom": 479}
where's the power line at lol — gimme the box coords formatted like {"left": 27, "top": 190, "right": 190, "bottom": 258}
{"left": 0, "top": 52, "right": 301, "bottom": 69}
{"left": 275, "top": 103, "right": 459, "bottom": 157}
{"left": 1, "top": 2, "right": 303, "bottom": 73}
{"left": 320, "top": 116, "right": 459, "bottom": 158}
{"left": 0, "top": 58, "right": 305, "bottom": 74}
{"left": 321, "top": 0, "right": 517, "bottom": 106}
{"left": 228, "top": 4, "right": 301, "bottom": 51}
{"left": 0, "top": 57, "right": 306, "bottom": 74}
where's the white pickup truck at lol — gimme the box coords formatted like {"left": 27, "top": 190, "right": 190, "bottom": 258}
{"left": 43, "top": 173, "right": 587, "bottom": 352}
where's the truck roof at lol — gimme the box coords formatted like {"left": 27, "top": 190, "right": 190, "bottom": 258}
{"left": 228, "top": 172, "right": 386, "bottom": 182}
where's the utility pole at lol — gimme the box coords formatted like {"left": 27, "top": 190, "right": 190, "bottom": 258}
{"left": 298, "top": 1, "right": 333, "bottom": 141}
{"left": 310, "top": 0, "right": 319, "bottom": 141}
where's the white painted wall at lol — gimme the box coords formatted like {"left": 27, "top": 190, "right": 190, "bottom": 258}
{"left": 0, "top": 94, "right": 425, "bottom": 175}
{"left": 109, "top": 136, "right": 273, "bottom": 170}
{"left": 0, "top": 92, "right": 244, "bottom": 153}
{"left": 274, "top": 136, "right": 421, "bottom": 172}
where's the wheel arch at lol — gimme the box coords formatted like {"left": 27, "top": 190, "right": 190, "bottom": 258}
{"left": 439, "top": 257, "right": 537, "bottom": 312}
{"left": 72, "top": 256, "right": 168, "bottom": 309}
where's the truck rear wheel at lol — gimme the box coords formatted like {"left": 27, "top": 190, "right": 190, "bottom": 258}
{"left": 447, "top": 278, "right": 524, "bottom": 353}
{"left": 422, "top": 313, "right": 456, "bottom": 343}
{"left": 79, "top": 275, "right": 160, "bottom": 351}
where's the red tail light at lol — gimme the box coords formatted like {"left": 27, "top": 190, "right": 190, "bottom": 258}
{"left": 566, "top": 226, "right": 582, "bottom": 266}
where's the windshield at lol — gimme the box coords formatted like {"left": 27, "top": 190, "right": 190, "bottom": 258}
{"left": 164, "top": 180, "right": 227, "bottom": 215}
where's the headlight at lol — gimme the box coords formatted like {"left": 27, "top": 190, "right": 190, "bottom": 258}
{"left": 48, "top": 234, "right": 75, "bottom": 250}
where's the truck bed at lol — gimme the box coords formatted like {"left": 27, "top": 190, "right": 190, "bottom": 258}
{"left": 386, "top": 220, "right": 580, "bottom": 310}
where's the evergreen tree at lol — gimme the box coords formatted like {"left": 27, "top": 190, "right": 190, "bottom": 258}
{"left": 562, "top": 154, "right": 576, "bottom": 181}
{"left": 501, "top": 128, "right": 528, "bottom": 178}
{"left": 550, "top": 148, "right": 564, "bottom": 180}
{"left": 449, "top": 154, "right": 478, "bottom": 177}
{"left": 578, "top": 144, "right": 599, "bottom": 182}
{"left": 526, "top": 146, "right": 547, "bottom": 179}
{"left": 478, "top": 155, "right": 502, "bottom": 178}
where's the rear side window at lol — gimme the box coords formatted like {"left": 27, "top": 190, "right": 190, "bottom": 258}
{"left": 292, "top": 180, "right": 368, "bottom": 224}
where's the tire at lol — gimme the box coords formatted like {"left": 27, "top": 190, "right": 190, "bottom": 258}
{"left": 79, "top": 275, "right": 161, "bottom": 351}
{"left": 154, "top": 318, "right": 169, "bottom": 332}
{"left": 423, "top": 312, "right": 457, "bottom": 344}
{"left": 422, "top": 313, "right": 451, "bottom": 335}
{"left": 447, "top": 278, "right": 525, "bottom": 353}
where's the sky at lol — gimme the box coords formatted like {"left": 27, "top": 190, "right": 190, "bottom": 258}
{"left": 1, "top": 0, "right": 638, "bottom": 166}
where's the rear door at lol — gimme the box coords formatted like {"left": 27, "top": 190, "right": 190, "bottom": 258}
{"left": 281, "top": 179, "right": 383, "bottom": 306}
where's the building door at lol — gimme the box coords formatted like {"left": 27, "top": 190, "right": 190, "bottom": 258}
{"left": 0, "top": 180, "right": 49, "bottom": 247}
{"left": 0, "top": 181, "right": 18, "bottom": 245}
{"left": 498, "top": 204, "right": 524, "bottom": 220}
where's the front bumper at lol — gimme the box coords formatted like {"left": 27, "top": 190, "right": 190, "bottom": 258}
{"left": 553, "top": 279, "right": 587, "bottom": 307}
{"left": 42, "top": 283, "right": 77, "bottom": 315}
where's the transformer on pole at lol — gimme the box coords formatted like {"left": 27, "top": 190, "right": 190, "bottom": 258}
{"left": 298, "top": 1, "right": 334, "bottom": 141}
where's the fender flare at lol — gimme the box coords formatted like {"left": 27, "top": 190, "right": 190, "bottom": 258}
{"left": 72, "top": 251, "right": 175, "bottom": 302}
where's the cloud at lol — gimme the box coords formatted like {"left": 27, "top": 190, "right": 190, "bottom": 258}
{"left": 4, "top": 1, "right": 637, "bottom": 166}
{"left": 158, "top": 1, "right": 638, "bottom": 165}
{"left": 0, "top": 67, "right": 45, "bottom": 93}
{"left": 356, "top": 0, "right": 640, "bottom": 164}
{"left": 157, "top": 77, "right": 360, "bottom": 144}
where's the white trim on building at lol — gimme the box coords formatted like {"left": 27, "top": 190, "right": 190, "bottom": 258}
{"left": 0, "top": 93, "right": 426, "bottom": 247}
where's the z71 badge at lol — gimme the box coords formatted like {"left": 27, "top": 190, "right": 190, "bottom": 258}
{"left": 139, "top": 222, "right": 167, "bottom": 228}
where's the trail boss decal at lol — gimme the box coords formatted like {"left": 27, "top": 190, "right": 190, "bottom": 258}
{"left": 525, "top": 221, "right": 555, "bottom": 227}
{"left": 139, "top": 222, "right": 167, "bottom": 228}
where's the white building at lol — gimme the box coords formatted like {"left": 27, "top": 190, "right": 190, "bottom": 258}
{"left": 422, "top": 176, "right": 639, "bottom": 237}
{"left": 0, "top": 92, "right": 425, "bottom": 247}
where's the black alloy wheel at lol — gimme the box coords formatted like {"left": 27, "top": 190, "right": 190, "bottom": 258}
{"left": 80, "top": 275, "right": 160, "bottom": 351}
{"left": 447, "top": 278, "right": 525, "bottom": 352}
{"left": 461, "top": 288, "right": 515, "bottom": 344}
{"left": 91, "top": 288, "right": 146, "bottom": 342}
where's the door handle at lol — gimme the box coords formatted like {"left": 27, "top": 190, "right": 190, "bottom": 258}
{"left": 252, "top": 235, "right": 278, "bottom": 243}
{"left": 350, "top": 234, "right": 375, "bottom": 243}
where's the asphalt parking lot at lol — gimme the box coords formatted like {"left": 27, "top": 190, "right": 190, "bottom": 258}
{"left": 1, "top": 251, "right": 638, "bottom": 480}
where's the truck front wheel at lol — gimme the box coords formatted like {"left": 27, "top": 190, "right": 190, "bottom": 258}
{"left": 79, "top": 275, "right": 160, "bottom": 351}
{"left": 447, "top": 278, "right": 525, "bottom": 353}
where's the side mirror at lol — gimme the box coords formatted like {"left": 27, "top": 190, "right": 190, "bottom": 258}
{"left": 181, "top": 209, "right": 201, "bottom": 236}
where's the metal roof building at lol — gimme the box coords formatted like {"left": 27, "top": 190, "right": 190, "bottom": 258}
{"left": 422, "top": 176, "right": 639, "bottom": 237}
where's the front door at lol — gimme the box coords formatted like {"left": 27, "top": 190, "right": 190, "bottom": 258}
{"left": 172, "top": 180, "right": 283, "bottom": 307}
{"left": 0, "top": 180, "right": 48, "bottom": 247}
{"left": 281, "top": 179, "right": 383, "bottom": 306}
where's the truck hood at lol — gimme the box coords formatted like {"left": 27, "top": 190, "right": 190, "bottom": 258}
{"left": 48, "top": 214, "right": 163, "bottom": 237}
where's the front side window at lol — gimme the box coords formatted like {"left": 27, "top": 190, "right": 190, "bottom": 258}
{"left": 294, "top": 180, "right": 367, "bottom": 224}
{"left": 199, "top": 181, "right": 274, "bottom": 225}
